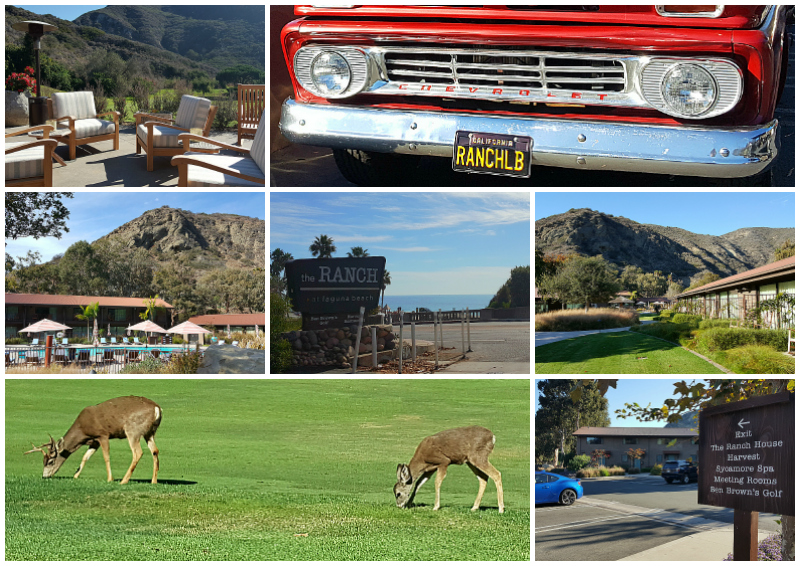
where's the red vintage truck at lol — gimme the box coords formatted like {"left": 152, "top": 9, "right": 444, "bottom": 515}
{"left": 279, "top": 5, "right": 793, "bottom": 185}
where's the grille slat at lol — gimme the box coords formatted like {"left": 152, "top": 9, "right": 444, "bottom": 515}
{"left": 383, "top": 48, "right": 625, "bottom": 93}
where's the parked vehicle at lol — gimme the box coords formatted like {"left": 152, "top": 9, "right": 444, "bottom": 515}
{"left": 279, "top": 5, "right": 793, "bottom": 185}
{"left": 535, "top": 471, "right": 583, "bottom": 505}
{"left": 661, "top": 460, "right": 698, "bottom": 484}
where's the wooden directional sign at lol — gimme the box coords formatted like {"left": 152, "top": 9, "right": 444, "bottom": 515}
{"left": 698, "top": 391, "right": 794, "bottom": 516}
{"left": 284, "top": 257, "right": 386, "bottom": 315}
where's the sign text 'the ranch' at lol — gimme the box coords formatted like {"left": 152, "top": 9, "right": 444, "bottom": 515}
{"left": 698, "top": 391, "right": 794, "bottom": 516}
{"left": 284, "top": 257, "right": 386, "bottom": 315}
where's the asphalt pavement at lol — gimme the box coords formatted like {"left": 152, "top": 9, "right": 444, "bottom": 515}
{"left": 535, "top": 474, "right": 780, "bottom": 561}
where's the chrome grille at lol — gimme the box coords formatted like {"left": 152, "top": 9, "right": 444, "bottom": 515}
{"left": 383, "top": 49, "right": 625, "bottom": 93}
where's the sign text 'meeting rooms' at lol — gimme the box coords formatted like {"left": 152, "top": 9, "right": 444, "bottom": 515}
{"left": 698, "top": 391, "right": 794, "bottom": 516}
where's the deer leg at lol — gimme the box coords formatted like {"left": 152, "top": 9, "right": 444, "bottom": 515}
{"left": 470, "top": 459, "right": 504, "bottom": 513}
{"left": 467, "top": 463, "right": 489, "bottom": 511}
{"left": 98, "top": 437, "right": 113, "bottom": 482}
{"left": 409, "top": 470, "right": 434, "bottom": 507}
{"left": 433, "top": 465, "right": 448, "bottom": 511}
{"left": 121, "top": 436, "right": 143, "bottom": 485}
{"left": 146, "top": 435, "right": 159, "bottom": 484}
{"left": 74, "top": 441, "right": 100, "bottom": 479}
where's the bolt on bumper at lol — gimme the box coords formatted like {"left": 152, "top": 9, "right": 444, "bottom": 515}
{"left": 280, "top": 98, "right": 779, "bottom": 179}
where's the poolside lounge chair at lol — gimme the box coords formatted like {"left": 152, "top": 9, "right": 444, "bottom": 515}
{"left": 54, "top": 348, "right": 68, "bottom": 366}
{"left": 76, "top": 350, "right": 91, "bottom": 368}
{"left": 62, "top": 338, "right": 69, "bottom": 345}
{"left": 171, "top": 111, "right": 265, "bottom": 187}
{"left": 133, "top": 337, "right": 142, "bottom": 345}
{"left": 31, "top": 339, "right": 39, "bottom": 346}
{"left": 123, "top": 337, "right": 130, "bottom": 344}
{"left": 232, "top": 341, "right": 239, "bottom": 347}
{"left": 110, "top": 337, "right": 117, "bottom": 344}
{"left": 100, "top": 338, "right": 107, "bottom": 344}
{"left": 26, "top": 354, "right": 41, "bottom": 367}
{"left": 51, "top": 91, "right": 120, "bottom": 161}
{"left": 102, "top": 350, "right": 115, "bottom": 366}
{"left": 5, "top": 126, "right": 58, "bottom": 187}
{"left": 150, "top": 349, "right": 162, "bottom": 361}
{"left": 126, "top": 350, "right": 140, "bottom": 363}
{"left": 135, "top": 95, "right": 217, "bottom": 172}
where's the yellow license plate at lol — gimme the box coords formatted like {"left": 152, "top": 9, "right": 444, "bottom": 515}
{"left": 452, "top": 131, "right": 532, "bottom": 178}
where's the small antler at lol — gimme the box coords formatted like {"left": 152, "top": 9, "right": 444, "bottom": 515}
{"left": 24, "top": 442, "right": 48, "bottom": 455}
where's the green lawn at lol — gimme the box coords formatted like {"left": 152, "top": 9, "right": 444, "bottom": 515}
{"left": 535, "top": 331, "right": 724, "bottom": 374}
{"left": 6, "top": 380, "right": 529, "bottom": 561}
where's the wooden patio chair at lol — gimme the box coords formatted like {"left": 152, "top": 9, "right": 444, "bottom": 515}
{"left": 102, "top": 349, "right": 115, "bottom": 366}
{"left": 171, "top": 111, "right": 265, "bottom": 187}
{"left": 76, "top": 350, "right": 91, "bottom": 368}
{"left": 5, "top": 125, "right": 58, "bottom": 187}
{"left": 51, "top": 91, "right": 120, "bottom": 160}
{"left": 135, "top": 95, "right": 217, "bottom": 171}
{"left": 237, "top": 84, "right": 265, "bottom": 146}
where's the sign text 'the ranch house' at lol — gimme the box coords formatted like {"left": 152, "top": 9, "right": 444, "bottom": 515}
{"left": 284, "top": 257, "right": 386, "bottom": 315}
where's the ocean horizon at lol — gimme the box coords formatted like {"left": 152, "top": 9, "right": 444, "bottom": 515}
{"left": 381, "top": 294, "right": 494, "bottom": 313}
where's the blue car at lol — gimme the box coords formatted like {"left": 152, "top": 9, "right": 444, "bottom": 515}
{"left": 535, "top": 471, "right": 583, "bottom": 505}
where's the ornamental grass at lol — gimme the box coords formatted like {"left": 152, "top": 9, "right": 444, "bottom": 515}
{"left": 535, "top": 308, "right": 639, "bottom": 332}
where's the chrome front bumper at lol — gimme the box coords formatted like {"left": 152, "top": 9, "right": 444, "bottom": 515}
{"left": 279, "top": 98, "right": 779, "bottom": 178}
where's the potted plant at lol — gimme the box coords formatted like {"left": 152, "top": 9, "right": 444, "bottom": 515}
{"left": 5, "top": 66, "right": 37, "bottom": 126}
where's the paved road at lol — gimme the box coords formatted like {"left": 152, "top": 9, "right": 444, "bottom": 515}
{"left": 272, "top": 40, "right": 794, "bottom": 188}
{"left": 409, "top": 321, "right": 530, "bottom": 363}
{"left": 535, "top": 476, "right": 780, "bottom": 561}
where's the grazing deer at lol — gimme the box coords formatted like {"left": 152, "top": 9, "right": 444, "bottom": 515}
{"left": 394, "top": 426, "right": 504, "bottom": 513}
{"left": 24, "top": 396, "right": 162, "bottom": 485}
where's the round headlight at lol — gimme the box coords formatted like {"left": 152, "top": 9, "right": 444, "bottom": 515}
{"left": 310, "top": 51, "right": 351, "bottom": 96}
{"left": 661, "top": 64, "right": 717, "bottom": 118}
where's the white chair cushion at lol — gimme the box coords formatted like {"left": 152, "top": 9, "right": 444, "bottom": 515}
{"left": 73, "top": 119, "right": 116, "bottom": 139}
{"left": 5, "top": 141, "right": 44, "bottom": 180}
{"left": 137, "top": 124, "right": 185, "bottom": 148}
{"left": 175, "top": 95, "right": 212, "bottom": 130}
{"left": 53, "top": 92, "right": 97, "bottom": 121}
{"left": 249, "top": 111, "right": 265, "bottom": 175}
{"left": 182, "top": 152, "right": 264, "bottom": 187}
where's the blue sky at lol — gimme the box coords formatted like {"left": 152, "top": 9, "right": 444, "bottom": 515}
{"left": 535, "top": 379, "right": 699, "bottom": 428}
{"left": 15, "top": 5, "right": 101, "bottom": 21}
{"left": 6, "top": 192, "right": 265, "bottom": 264}
{"left": 535, "top": 192, "right": 795, "bottom": 236}
{"left": 270, "top": 192, "right": 531, "bottom": 295}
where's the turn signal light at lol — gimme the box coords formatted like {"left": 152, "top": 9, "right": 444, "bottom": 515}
{"left": 655, "top": 5, "right": 724, "bottom": 18}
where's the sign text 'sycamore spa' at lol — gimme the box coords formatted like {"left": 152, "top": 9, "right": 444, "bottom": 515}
{"left": 698, "top": 392, "right": 794, "bottom": 516}
{"left": 284, "top": 257, "right": 386, "bottom": 315}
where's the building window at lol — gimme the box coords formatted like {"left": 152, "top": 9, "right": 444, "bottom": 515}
{"left": 623, "top": 438, "right": 637, "bottom": 445}
{"left": 622, "top": 454, "right": 628, "bottom": 462}
{"left": 665, "top": 454, "right": 679, "bottom": 462}
{"left": 586, "top": 437, "right": 603, "bottom": 445}
{"left": 657, "top": 454, "right": 663, "bottom": 463}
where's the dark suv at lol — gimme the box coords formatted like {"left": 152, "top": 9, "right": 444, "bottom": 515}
{"left": 661, "top": 461, "right": 698, "bottom": 484}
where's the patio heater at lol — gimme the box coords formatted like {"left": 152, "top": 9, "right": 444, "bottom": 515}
{"left": 11, "top": 20, "right": 57, "bottom": 126}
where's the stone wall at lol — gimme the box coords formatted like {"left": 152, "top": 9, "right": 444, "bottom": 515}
{"left": 282, "top": 324, "right": 396, "bottom": 368}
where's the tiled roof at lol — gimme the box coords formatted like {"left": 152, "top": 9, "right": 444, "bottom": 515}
{"left": 5, "top": 293, "right": 173, "bottom": 308}
{"left": 677, "top": 256, "right": 795, "bottom": 297}
{"left": 187, "top": 313, "right": 265, "bottom": 326}
{"left": 573, "top": 427, "right": 696, "bottom": 437}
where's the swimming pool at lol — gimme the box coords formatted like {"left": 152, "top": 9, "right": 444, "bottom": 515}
{"left": 7, "top": 345, "right": 199, "bottom": 359}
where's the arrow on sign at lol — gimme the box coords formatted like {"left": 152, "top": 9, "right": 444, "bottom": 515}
{"left": 737, "top": 418, "right": 750, "bottom": 429}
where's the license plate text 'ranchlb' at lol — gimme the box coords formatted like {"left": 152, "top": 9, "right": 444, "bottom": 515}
{"left": 452, "top": 131, "right": 532, "bottom": 178}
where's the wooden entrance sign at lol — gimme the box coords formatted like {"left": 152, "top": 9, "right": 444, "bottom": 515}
{"left": 698, "top": 391, "right": 794, "bottom": 561}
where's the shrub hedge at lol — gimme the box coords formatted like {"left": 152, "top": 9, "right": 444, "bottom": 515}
{"left": 716, "top": 345, "right": 795, "bottom": 374}
{"left": 698, "top": 319, "right": 737, "bottom": 329}
{"left": 535, "top": 308, "right": 639, "bottom": 331}
{"left": 672, "top": 314, "right": 703, "bottom": 326}
{"left": 699, "top": 327, "right": 789, "bottom": 352}
{"left": 650, "top": 464, "right": 663, "bottom": 475}
{"left": 630, "top": 321, "right": 696, "bottom": 345}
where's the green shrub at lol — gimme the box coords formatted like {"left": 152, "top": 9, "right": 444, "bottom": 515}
{"left": 699, "top": 319, "right": 737, "bottom": 329}
{"left": 672, "top": 314, "right": 702, "bottom": 326}
{"left": 699, "top": 328, "right": 789, "bottom": 352}
{"left": 650, "top": 464, "right": 663, "bottom": 475}
{"left": 163, "top": 351, "right": 202, "bottom": 374}
{"left": 535, "top": 308, "right": 639, "bottom": 332}
{"left": 627, "top": 468, "right": 641, "bottom": 474}
{"left": 717, "top": 345, "right": 795, "bottom": 374}
{"left": 659, "top": 310, "right": 675, "bottom": 319}
{"left": 576, "top": 467, "right": 598, "bottom": 478}
{"left": 599, "top": 468, "right": 610, "bottom": 477}
{"left": 630, "top": 321, "right": 696, "bottom": 345}
{"left": 5, "top": 337, "right": 27, "bottom": 345}
{"left": 567, "top": 455, "right": 592, "bottom": 471}
{"left": 641, "top": 467, "right": 652, "bottom": 473}
{"left": 118, "top": 357, "right": 164, "bottom": 374}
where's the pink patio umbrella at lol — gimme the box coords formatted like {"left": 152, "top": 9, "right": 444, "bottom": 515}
{"left": 167, "top": 321, "right": 211, "bottom": 349}
{"left": 127, "top": 320, "right": 168, "bottom": 343}
{"left": 19, "top": 319, "right": 71, "bottom": 341}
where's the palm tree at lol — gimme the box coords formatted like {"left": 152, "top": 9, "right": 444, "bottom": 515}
{"left": 309, "top": 235, "right": 336, "bottom": 258}
{"left": 347, "top": 247, "right": 369, "bottom": 258}
{"left": 381, "top": 269, "right": 391, "bottom": 307}
{"left": 76, "top": 302, "right": 100, "bottom": 341}
{"left": 270, "top": 248, "right": 293, "bottom": 277}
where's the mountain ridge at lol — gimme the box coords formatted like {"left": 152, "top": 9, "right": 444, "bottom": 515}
{"left": 535, "top": 208, "right": 793, "bottom": 284}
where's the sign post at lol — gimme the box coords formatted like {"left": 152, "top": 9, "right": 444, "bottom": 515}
{"left": 698, "top": 391, "right": 794, "bottom": 561}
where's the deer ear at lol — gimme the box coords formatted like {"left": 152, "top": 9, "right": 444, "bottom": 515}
{"left": 397, "top": 464, "right": 412, "bottom": 484}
